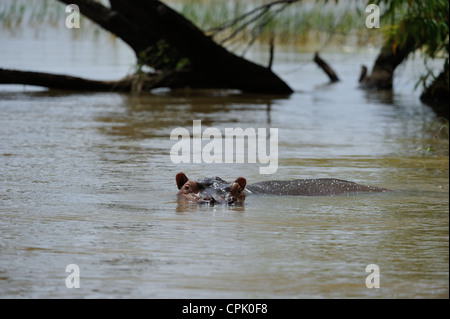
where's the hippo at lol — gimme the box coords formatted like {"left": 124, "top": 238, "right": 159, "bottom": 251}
{"left": 175, "top": 172, "right": 387, "bottom": 205}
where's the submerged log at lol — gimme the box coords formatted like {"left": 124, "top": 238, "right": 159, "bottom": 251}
{"left": 0, "top": 68, "right": 192, "bottom": 92}
{"left": 358, "top": 65, "right": 368, "bottom": 83}
{"left": 0, "top": 68, "right": 131, "bottom": 91}
{"left": 313, "top": 52, "right": 340, "bottom": 83}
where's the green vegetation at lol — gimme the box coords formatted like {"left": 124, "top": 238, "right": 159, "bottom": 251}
{"left": 1, "top": 0, "right": 63, "bottom": 28}
{"left": 374, "top": 0, "right": 449, "bottom": 98}
{"left": 374, "top": 0, "right": 448, "bottom": 59}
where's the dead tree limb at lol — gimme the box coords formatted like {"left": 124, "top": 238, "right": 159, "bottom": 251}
{"left": 0, "top": 68, "right": 191, "bottom": 92}
{"left": 0, "top": 68, "right": 130, "bottom": 91}
{"left": 268, "top": 38, "right": 275, "bottom": 70}
{"left": 314, "top": 52, "right": 340, "bottom": 82}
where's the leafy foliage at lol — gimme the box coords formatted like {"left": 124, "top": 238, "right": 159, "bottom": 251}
{"left": 372, "top": 0, "right": 449, "bottom": 89}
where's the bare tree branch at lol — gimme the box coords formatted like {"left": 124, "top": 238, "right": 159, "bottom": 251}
{"left": 208, "top": 0, "right": 301, "bottom": 49}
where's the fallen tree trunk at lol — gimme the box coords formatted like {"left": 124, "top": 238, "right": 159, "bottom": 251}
{"left": 105, "top": 0, "right": 294, "bottom": 94}
{"left": 0, "top": 68, "right": 132, "bottom": 91}
{"left": 0, "top": 68, "right": 192, "bottom": 92}
{"left": 2, "top": 0, "right": 293, "bottom": 95}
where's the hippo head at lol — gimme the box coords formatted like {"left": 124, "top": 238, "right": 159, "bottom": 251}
{"left": 176, "top": 172, "right": 247, "bottom": 205}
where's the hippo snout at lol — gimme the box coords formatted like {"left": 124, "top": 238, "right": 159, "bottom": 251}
{"left": 197, "top": 196, "right": 217, "bottom": 205}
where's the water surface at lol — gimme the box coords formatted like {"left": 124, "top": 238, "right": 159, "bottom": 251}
{"left": 0, "top": 26, "right": 448, "bottom": 298}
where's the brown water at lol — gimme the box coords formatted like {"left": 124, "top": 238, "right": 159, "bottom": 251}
{"left": 0, "top": 26, "right": 448, "bottom": 298}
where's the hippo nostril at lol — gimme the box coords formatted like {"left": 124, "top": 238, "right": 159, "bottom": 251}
{"left": 198, "top": 196, "right": 217, "bottom": 205}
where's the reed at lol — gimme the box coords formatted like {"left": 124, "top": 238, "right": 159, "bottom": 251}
{"left": 0, "top": 0, "right": 385, "bottom": 50}
{"left": 169, "top": 0, "right": 385, "bottom": 50}
{"left": 0, "top": 0, "right": 98, "bottom": 31}
{"left": 1, "top": 0, "right": 61, "bottom": 28}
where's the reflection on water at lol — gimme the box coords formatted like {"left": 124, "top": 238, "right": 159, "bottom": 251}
{"left": 0, "top": 28, "right": 448, "bottom": 298}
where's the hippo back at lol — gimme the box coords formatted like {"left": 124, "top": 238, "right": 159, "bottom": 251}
{"left": 246, "top": 179, "right": 387, "bottom": 196}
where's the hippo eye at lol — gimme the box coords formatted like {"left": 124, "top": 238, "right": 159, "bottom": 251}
{"left": 184, "top": 185, "right": 189, "bottom": 191}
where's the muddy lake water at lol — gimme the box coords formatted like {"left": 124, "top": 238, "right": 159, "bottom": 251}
{"left": 0, "top": 25, "right": 448, "bottom": 298}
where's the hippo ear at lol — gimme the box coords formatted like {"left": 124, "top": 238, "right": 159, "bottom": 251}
{"left": 235, "top": 177, "right": 246, "bottom": 190}
{"left": 176, "top": 172, "right": 189, "bottom": 190}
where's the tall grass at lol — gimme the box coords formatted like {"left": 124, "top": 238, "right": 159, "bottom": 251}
{"left": 170, "top": 0, "right": 384, "bottom": 51}
{"left": 0, "top": 0, "right": 385, "bottom": 50}
{"left": 0, "top": 0, "right": 101, "bottom": 34}
{"left": 0, "top": 0, "right": 65, "bottom": 29}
